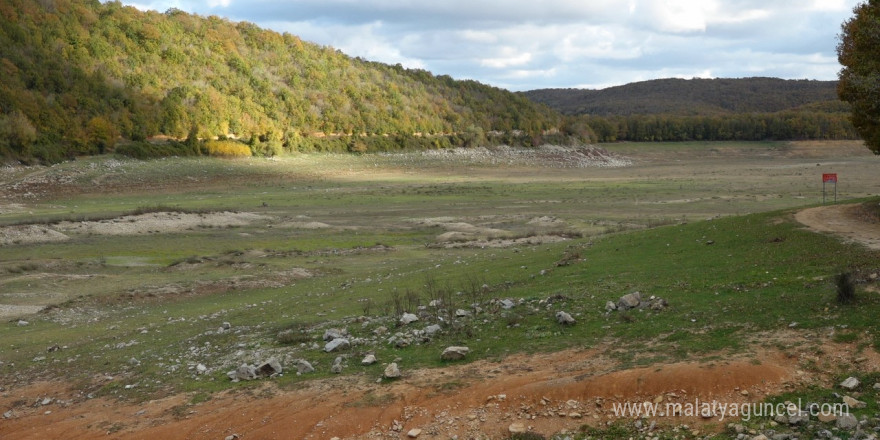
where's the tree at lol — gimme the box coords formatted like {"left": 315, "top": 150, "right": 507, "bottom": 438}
{"left": 86, "top": 116, "right": 117, "bottom": 153}
{"left": 837, "top": 0, "right": 880, "bottom": 154}
{"left": 0, "top": 111, "right": 38, "bottom": 156}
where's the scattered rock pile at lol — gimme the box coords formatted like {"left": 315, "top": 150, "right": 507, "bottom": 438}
{"left": 606, "top": 291, "right": 669, "bottom": 312}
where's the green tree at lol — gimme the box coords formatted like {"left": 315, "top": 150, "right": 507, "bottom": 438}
{"left": 837, "top": 0, "right": 880, "bottom": 154}
{"left": 86, "top": 116, "right": 117, "bottom": 153}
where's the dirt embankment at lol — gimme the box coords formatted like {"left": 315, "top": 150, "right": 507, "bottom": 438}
{"left": 3, "top": 338, "right": 877, "bottom": 440}
{"left": 795, "top": 203, "right": 880, "bottom": 250}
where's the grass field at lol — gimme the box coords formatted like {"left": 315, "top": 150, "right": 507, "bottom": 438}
{"left": 1, "top": 141, "right": 879, "bottom": 438}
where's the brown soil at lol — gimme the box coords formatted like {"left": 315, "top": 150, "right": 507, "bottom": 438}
{"left": 795, "top": 203, "right": 880, "bottom": 250}
{"left": 2, "top": 338, "right": 877, "bottom": 440}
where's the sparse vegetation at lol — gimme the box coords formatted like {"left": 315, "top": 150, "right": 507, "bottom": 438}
{"left": 0, "top": 142, "right": 878, "bottom": 439}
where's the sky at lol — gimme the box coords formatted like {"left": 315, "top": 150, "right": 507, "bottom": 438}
{"left": 121, "top": 0, "right": 862, "bottom": 91}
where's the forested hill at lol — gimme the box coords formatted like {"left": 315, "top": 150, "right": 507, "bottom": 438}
{"left": 522, "top": 78, "right": 857, "bottom": 142}
{"left": 0, "top": 0, "right": 565, "bottom": 162}
{"left": 522, "top": 78, "right": 842, "bottom": 116}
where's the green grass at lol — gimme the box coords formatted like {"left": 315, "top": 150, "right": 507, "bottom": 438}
{"left": 0, "top": 143, "right": 878, "bottom": 404}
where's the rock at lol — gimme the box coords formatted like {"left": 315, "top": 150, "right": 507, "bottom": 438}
{"left": 424, "top": 324, "right": 442, "bottom": 336}
{"left": 788, "top": 412, "right": 809, "bottom": 425}
{"left": 361, "top": 354, "right": 377, "bottom": 365}
{"left": 296, "top": 359, "right": 315, "bottom": 374}
{"left": 407, "top": 428, "right": 422, "bottom": 438}
{"left": 555, "top": 311, "right": 576, "bottom": 325}
{"left": 373, "top": 326, "right": 388, "bottom": 336}
{"left": 228, "top": 363, "right": 257, "bottom": 381}
{"left": 383, "top": 362, "right": 401, "bottom": 379}
{"left": 874, "top": 382, "right": 880, "bottom": 390}
{"left": 323, "top": 328, "right": 347, "bottom": 341}
{"left": 3, "top": 410, "right": 13, "bottom": 419}
{"left": 221, "top": 322, "right": 231, "bottom": 330}
{"left": 617, "top": 292, "right": 642, "bottom": 309}
{"left": 508, "top": 422, "right": 527, "bottom": 434}
{"left": 224, "top": 435, "right": 240, "bottom": 440}
{"left": 324, "top": 338, "right": 350, "bottom": 352}
{"left": 817, "top": 412, "right": 837, "bottom": 423}
{"left": 331, "top": 356, "right": 343, "bottom": 374}
{"left": 649, "top": 297, "right": 668, "bottom": 310}
{"left": 196, "top": 363, "right": 207, "bottom": 374}
{"left": 400, "top": 313, "right": 419, "bottom": 325}
{"left": 842, "top": 395, "right": 866, "bottom": 409}
{"left": 256, "top": 357, "right": 282, "bottom": 377}
{"left": 605, "top": 301, "right": 617, "bottom": 312}
{"left": 840, "top": 376, "right": 860, "bottom": 390}
{"left": 751, "top": 435, "right": 769, "bottom": 440}
{"left": 454, "top": 309, "right": 471, "bottom": 317}
{"left": 16, "top": 320, "right": 28, "bottom": 327}
{"left": 441, "top": 346, "right": 470, "bottom": 361}
{"left": 836, "top": 414, "right": 858, "bottom": 430}
{"left": 500, "top": 299, "right": 516, "bottom": 309}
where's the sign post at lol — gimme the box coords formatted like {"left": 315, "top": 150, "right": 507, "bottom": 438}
{"left": 822, "top": 173, "right": 838, "bottom": 204}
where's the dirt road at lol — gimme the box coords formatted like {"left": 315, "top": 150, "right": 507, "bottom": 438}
{"left": 795, "top": 203, "right": 880, "bottom": 250}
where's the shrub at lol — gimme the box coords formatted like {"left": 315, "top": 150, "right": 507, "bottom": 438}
{"left": 115, "top": 141, "right": 196, "bottom": 159}
{"left": 203, "top": 140, "right": 252, "bottom": 157}
{"left": 835, "top": 272, "right": 856, "bottom": 304}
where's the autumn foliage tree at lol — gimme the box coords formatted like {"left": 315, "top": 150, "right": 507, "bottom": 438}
{"left": 837, "top": 0, "right": 880, "bottom": 154}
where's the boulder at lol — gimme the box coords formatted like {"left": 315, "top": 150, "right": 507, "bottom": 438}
{"left": 454, "top": 309, "right": 471, "bottom": 317}
{"left": 228, "top": 363, "right": 257, "bottom": 381}
{"left": 424, "top": 324, "right": 442, "bottom": 336}
{"left": 617, "top": 292, "right": 642, "bottom": 309}
{"left": 331, "top": 356, "right": 343, "bottom": 374}
{"left": 256, "top": 357, "right": 282, "bottom": 377}
{"left": 407, "top": 428, "right": 422, "bottom": 438}
{"left": 788, "top": 412, "right": 809, "bottom": 425}
{"left": 361, "top": 354, "right": 377, "bottom": 365}
{"left": 196, "top": 363, "right": 207, "bottom": 374}
{"left": 441, "top": 346, "right": 470, "bottom": 361}
{"left": 839, "top": 376, "right": 860, "bottom": 390}
{"left": 842, "top": 395, "right": 866, "bottom": 409}
{"left": 296, "top": 359, "right": 315, "bottom": 374}
{"left": 555, "top": 311, "right": 576, "bottom": 325}
{"left": 500, "top": 299, "right": 516, "bottom": 309}
{"left": 383, "top": 362, "right": 401, "bottom": 379}
{"left": 508, "top": 422, "right": 527, "bottom": 434}
{"left": 400, "top": 313, "right": 419, "bottom": 325}
{"left": 324, "top": 338, "right": 350, "bottom": 352}
{"left": 323, "top": 328, "right": 347, "bottom": 341}
{"left": 605, "top": 301, "right": 617, "bottom": 312}
{"left": 836, "top": 414, "right": 858, "bottom": 430}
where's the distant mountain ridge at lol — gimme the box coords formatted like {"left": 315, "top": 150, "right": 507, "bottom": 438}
{"left": 522, "top": 77, "right": 842, "bottom": 116}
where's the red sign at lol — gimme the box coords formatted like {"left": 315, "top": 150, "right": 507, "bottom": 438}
{"left": 822, "top": 173, "right": 838, "bottom": 183}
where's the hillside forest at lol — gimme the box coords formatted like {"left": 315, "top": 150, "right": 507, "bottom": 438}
{"left": 0, "top": 0, "right": 572, "bottom": 162}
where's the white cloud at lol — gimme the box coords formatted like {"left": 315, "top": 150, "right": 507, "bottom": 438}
{"left": 480, "top": 49, "right": 532, "bottom": 69}
{"left": 113, "top": 0, "right": 863, "bottom": 90}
